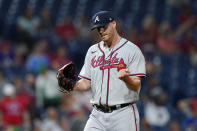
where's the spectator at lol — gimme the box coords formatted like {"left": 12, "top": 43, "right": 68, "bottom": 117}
{"left": 178, "top": 98, "right": 197, "bottom": 130}
{"left": 0, "top": 83, "right": 27, "bottom": 128}
{"left": 73, "top": 91, "right": 92, "bottom": 115}
{"left": 58, "top": 94, "right": 87, "bottom": 131}
{"left": 22, "top": 111, "right": 32, "bottom": 131}
{"left": 0, "top": 71, "right": 6, "bottom": 99}
{"left": 127, "top": 26, "right": 141, "bottom": 48}
{"left": 25, "top": 39, "right": 50, "bottom": 74}
{"left": 178, "top": 3, "right": 196, "bottom": 25}
{"left": 169, "top": 121, "right": 181, "bottom": 131}
{"left": 157, "top": 22, "right": 177, "bottom": 54}
{"left": 140, "top": 15, "right": 159, "bottom": 53}
{"left": 55, "top": 16, "right": 77, "bottom": 41}
{"left": 75, "top": 16, "right": 92, "bottom": 42}
{"left": 178, "top": 31, "right": 195, "bottom": 54}
{"left": 13, "top": 78, "right": 34, "bottom": 111}
{"left": 35, "top": 67, "right": 60, "bottom": 109}
{"left": 41, "top": 107, "right": 64, "bottom": 131}
{"left": 141, "top": 118, "right": 151, "bottom": 131}
{"left": 144, "top": 87, "right": 170, "bottom": 131}
{"left": 37, "top": 9, "right": 54, "bottom": 38}
{"left": 17, "top": 8, "right": 39, "bottom": 35}
{"left": 0, "top": 41, "right": 14, "bottom": 68}
{"left": 23, "top": 73, "right": 37, "bottom": 123}
{"left": 8, "top": 44, "right": 27, "bottom": 79}
{"left": 58, "top": 116, "right": 71, "bottom": 131}
{"left": 23, "top": 73, "right": 36, "bottom": 98}
{"left": 17, "top": 8, "right": 39, "bottom": 48}
{"left": 51, "top": 45, "right": 70, "bottom": 70}
{"left": 189, "top": 47, "right": 197, "bottom": 66}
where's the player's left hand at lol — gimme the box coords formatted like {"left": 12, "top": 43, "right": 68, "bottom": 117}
{"left": 118, "top": 69, "right": 130, "bottom": 81}
{"left": 56, "top": 62, "right": 77, "bottom": 93}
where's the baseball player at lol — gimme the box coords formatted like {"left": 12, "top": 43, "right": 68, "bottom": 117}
{"left": 74, "top": 11, "right": 146, "bottom": 131}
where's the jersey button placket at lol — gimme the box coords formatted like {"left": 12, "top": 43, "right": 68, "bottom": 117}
{"left": 106, "top": 50, "right": 114, "bottom": 106}
{"left": 98, "top": 44, "right": 105, "bottom": 105}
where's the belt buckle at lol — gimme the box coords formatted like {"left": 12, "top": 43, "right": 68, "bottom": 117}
{"left": 108, "top": 107, "right": 112, "bottom": 113}
{"left": 103, "top": 105, "right": 112, "bottom": 113}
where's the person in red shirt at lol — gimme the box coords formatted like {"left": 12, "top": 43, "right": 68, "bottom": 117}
{"left": 55, "top": 16, "right": 77, "bottom": 41}
{"left": 51, "top": 45, "right": 70, "bottom": 70}
{"left": 0, "top": 84, "right": 26, "bottom": 126}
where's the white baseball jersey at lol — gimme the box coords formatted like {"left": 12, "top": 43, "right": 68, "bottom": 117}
{"left": 79, "top": 38, "right": 146, "bottom": 106}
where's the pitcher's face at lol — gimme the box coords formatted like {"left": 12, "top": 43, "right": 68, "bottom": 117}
{"left": 97, "top": 21, "right": 116, "bottom": 44}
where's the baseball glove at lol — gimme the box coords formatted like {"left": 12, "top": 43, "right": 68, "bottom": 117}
{"left": 56, "top": 62, "right": 77, "bottom": 93}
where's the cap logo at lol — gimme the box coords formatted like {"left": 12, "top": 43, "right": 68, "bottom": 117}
{"left": 94, "top": 16, "right": 99, "bottom": 23}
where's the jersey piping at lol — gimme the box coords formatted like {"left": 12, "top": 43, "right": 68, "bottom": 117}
{"left": 78, "top": 75, "right": 91, "bottom": 81}
{"left": 98, "top": 43, "right": 105, "bottom": 105}
{"left": 130, "top": 73, "right": 146, "bottom": 77}
{"left": 132, "top": 105, "right": 138, "bottom": 131}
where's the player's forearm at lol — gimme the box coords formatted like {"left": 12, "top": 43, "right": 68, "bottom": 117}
{"left": 123, "top": 76, "right": 141, "bottom": 92}
{"left": 74, "top": 79, "right": 91, "bottom": 92}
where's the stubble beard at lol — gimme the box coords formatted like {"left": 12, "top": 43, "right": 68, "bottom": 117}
{"left": 105, "top": 33, "right": 115, "bottom": 48}
{"left": 103, "top": 36, "right": 113, "bottom": 48}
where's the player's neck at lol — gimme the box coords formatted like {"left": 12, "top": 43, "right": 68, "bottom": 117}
{"left": 106, "top": 34, "right": 121, "bottom": 50}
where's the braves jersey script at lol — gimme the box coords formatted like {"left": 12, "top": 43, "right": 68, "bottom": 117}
{"left": 79, "top": 38, "right": 146, "bottom": 106}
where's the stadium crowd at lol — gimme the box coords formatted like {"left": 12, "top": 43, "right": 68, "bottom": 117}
{"left": 0, "top": 0, "right": 196, "bottom": 131}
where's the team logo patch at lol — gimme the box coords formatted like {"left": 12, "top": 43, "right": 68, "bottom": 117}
{"left": 91, "top": 53, "right": 126, "bottom": 71}
{"left": 94, "top": 16, "right": 99, "bottom": 23}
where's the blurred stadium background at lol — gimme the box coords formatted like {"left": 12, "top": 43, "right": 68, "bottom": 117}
{"left": 0, "top": 0, "right": 196, "bottom": 130}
